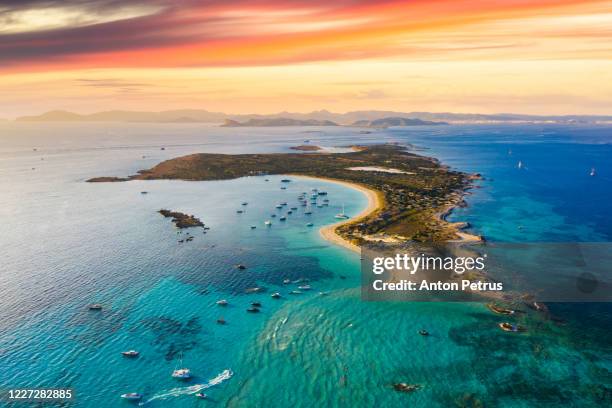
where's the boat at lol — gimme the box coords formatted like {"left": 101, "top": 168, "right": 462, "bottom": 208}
{"left": 287, "top": 211, "right": 292, "bottom": 215}
{"left": 298, "top": 285, "right": 311, "bottom": 290}
{"left": 281, "top": 202, "right": 287, "bottom": 206}
{"left": 289, "top": 290, "right": 302, "bottom": 295}
{"left": 242, "top": 202, "right": 248, "bottom": 206}
{"left": 216, "top": 317, "right": 226, "bottom": 324}
{"left": 283, "top": 279, "right": 291, "bottom": 284}
{"left": 335, "top": 203, "right": 349, "bottom": 219}
{"left": 393, "top": 383, "right": 421, "bottom": 393}
{"left": 280, "top": 186, "right": 287, "bottom": 190}
{"left": 498, "top": 322, "right": 526, "bottom": 332}
{"left": 306, "top": 222, "right": 314, "bottom": 227}
{"left": 172, "top": 368, "right": 191, "bottom": 379}
{"left": 236, "top": 210, "right": 243, "bottom": 214}
{"left": 250, "top": 225, "right": 257, "bottom": 229}
{"left": 88, "top": 304, "right": 103, "bottom": 311}
{"left": 590, "top": 167, "right": 596, "bottom": 176}
{"left": 290, "top": 207, "right": 298, "bottom": 210}
{"left": 121, "top": 393, "right": 143, "bottom": 401}
{"left": 317, "top": 205, "right": 323, "bottom": 208}
{"left": 517, "top": 160, "right": 523, "bottom": 169}
{"left": 140, "top": 191, "right": 148, "bottom": 194}
{"left": 487, "top": 304, "right": 515, "bottom": 315}
{"left": 323, "top": 199, "right": 329, "bottom": 202}
{"left": 271, "top": 292, "right": 281, "bottom": 298}
{"left": 279, "top": 216, "right": 287, "bottom": 221}
{"left": 171, "top": 354, "right": 192, "bottom": 379}
{"left": 275, "top": 204, "right": 283, "bottom": 209}
{"left": 318, "top": 291, "right": 329, "bottom": 296}
{"left": 216, "top": 299, "right": 228, "bottom": 306}
{"left": 304, "top": 211, "right": 312, "bottom": 215}
{"left": 271, "top": 214, "right": 276, "bottom": 217}
{"left": 265, "top": 220, "right": 272, "bottom": 226}
{"left": 281, "top": 179, "right": 292, "bottom": 183}
{"left": 318, "top": 191, "right": 328, "bottom": 195}
{"left": 235, "top": 264, "right": 247, "bottom": 270}
{"left": 251, "top": 301, "right": 262, "bottom": 307}
{"left": 246, "top": 307, "right": 260, "bottom": 313}
{"left": 245, "top": 287, "right": 262, "bottom": 293}
{"left": 418, "top": 329, "right": 429, "bottom": 336}
{"left": 195, "top": 392, "right": 207, "bottom": 399}
{"left": 121, "top": 350, "right": 140, "bottom": 357}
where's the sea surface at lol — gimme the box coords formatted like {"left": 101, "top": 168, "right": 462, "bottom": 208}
{"left": 0, "top": 122, "right": 611, "bottom": 407}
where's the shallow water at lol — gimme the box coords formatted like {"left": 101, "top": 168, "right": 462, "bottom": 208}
{"left": 0, "top": 122, "right": 611, "bottom": 407}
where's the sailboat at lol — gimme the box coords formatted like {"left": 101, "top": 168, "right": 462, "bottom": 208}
{"left": 590, "top": 167, "right": 596, "bottom": 177}
{"left": 335, "top": 204, "right": 349, "bottom": 219}
{"left": 517, "top": 160, "right": 523, "bottom": 169}
{"left": 171, "top": 353, "right": 192, "bottom": 379}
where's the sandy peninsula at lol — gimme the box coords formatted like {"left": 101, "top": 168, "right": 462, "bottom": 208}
{"left": 290, "top": 175, "right": 382, "bottom": 253}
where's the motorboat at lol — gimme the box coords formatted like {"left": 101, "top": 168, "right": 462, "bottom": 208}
{"left": 306, "top": 223, "right": 314, "bottom": 227}
{"left": 271, "top": 292, "right": 281, "bottom": 298}
{"left": 499, "top": 322, "right": 526, "bottom": 332}
{"left": 246, "top": 307, "right": 260, "bottom": 313}
{"left": 88, "top": 304, "right": 103, "bottom": 311}
{"left": 216, "top": 299, "right": 228, "bottom": 306}
{"left": 298, "top": 285, "right": 311, "bottom": 290}
{"left": 195, "top": 392, "right": 207, "bottom": 399}
{"left": 121, "top": 393, "right": 143, "bottom": 401}
{"left": 265, "top": 220, "right": 272, "bottom": 226}
{"left": 121, "top": 350, "right": 140, "bottom": 357}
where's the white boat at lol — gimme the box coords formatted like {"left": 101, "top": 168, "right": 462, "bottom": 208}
{"left": 172, "top": 354, "right": 192, "bottom": 379}
{"left": 298, "top": 285, "right": 311, "bottom": 290}
{"left": 283, "top": 279, "right": 291, "bottom": 284}
{"left": 195, "top": 392, "right": 207, "bottom": 399}
{"left": 172, "top": 368, "right": 191, "bottom": 379}
{"left": 271, "top": 292, "right": 281, "bottom": 298}
{"left": 121, "top": 393, "right": 142, "bottom": 401}
{"left": 517, "top": 160, "right": 523, "bottom": 169}
{"left": 216, "top": 299, "right": 228, "bottom": 306}
{"left": 289, "top": 290, "right": 302, "bottom": 294}
{"left": 306, "top": 222, "right": 314, "bottom": 227}
{"left": 265, "top": 220, "right": 272, "bottom": 226}
{"left": 590, "top": 167, "right": 596, "bottom": 176}
{"left": 335, "top": 204, "right": 349, "bottom": 219}
{"left": 121, "top": 350, "right": 139, "bottom": 357}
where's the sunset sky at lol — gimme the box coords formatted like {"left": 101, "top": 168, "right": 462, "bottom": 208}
{"left": 1, "top": 0, "right": 612, "bottom": 118}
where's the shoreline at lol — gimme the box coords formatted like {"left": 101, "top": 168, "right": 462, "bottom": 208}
{"left": 289, "top": 175, "right": 382, "bottom": 253}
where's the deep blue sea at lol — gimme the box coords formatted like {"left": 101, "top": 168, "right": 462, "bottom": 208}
{"left": 0, "top": 122, "right": 611, "bottom": 407}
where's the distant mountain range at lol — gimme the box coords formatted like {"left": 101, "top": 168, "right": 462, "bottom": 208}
{"left": 222, "top": 118, "right": 338, "bottom": 127}
{"left": 14, "top": 109, "right": 612, "bottom": 125}
{"left": 352, "top": 117, "right": 447, "bottom": 127}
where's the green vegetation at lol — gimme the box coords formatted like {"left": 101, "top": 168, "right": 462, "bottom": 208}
{"left": 89, "top": 145, "right": 471, "bottom": 243}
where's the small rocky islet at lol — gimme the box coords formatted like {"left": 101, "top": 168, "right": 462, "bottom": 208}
{"left": 158, "top": 209, "right": 204, "bottom": 229}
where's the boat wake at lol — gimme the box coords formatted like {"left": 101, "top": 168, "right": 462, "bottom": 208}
{"left": 140, "top": 369, "right": 233, "bottom": 405}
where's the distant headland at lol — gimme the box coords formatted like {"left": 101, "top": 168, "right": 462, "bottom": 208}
{"left": 88, "top": 144, "right": 481, "bottom": 246}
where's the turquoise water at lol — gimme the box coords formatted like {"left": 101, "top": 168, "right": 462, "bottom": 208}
{"left": 1, "top": 122, "right": 611, "bottom": 407}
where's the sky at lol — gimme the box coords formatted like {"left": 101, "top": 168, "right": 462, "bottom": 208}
{"left": 1, "top": 0, "right": 612, "bottom": 118}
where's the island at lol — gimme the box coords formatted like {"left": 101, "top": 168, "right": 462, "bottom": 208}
{"left": 352, "top": 117, "right": 448, "bottom": 127}
{"left": 158, "top": 209, "right": 204, "bottom": 228}
{"left": 290, "top": 145, "right": 322, "bottom": 151}
{"left": 221, "top": 118, "right": 338, "bottom": 127}
{"left": 89, "top": 145, "right": 480, "bottom": 246}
